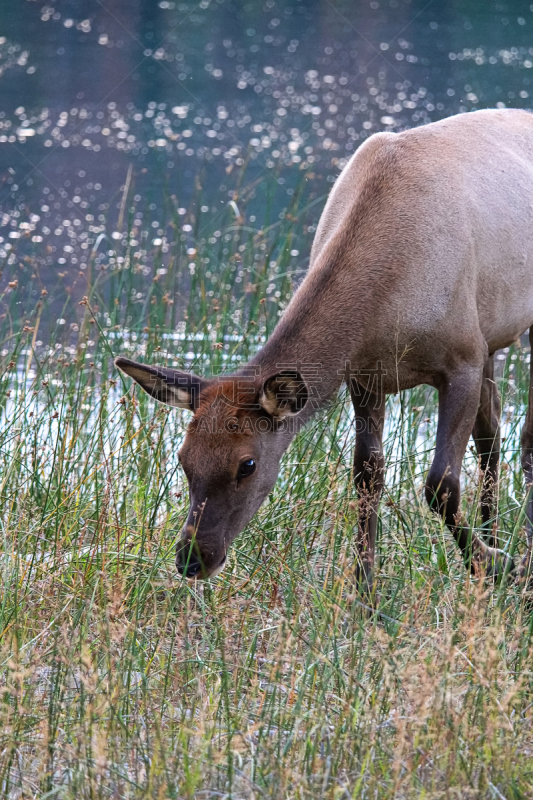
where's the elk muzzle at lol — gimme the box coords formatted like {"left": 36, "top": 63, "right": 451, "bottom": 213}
{"left": 175, "top": 525, "right": 226, "bottom": 579}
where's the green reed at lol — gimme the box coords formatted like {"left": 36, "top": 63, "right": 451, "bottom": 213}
{"left": 0, "top": 168, "right": 531, "bottom": 798}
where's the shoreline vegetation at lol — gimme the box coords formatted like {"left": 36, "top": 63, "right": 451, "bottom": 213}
{"left": 0, "top": 170, "right": 531, "bottom": 797}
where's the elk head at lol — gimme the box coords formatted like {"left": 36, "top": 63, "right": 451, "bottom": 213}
{"left": 115, "top": 357, "right": 308, "bottom": 578}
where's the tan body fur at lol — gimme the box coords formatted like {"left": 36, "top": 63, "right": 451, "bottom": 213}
{"left": 256, "top": 109, "right": 533, "bottom": 397}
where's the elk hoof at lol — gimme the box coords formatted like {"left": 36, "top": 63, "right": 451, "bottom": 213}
{"left": 355, "top": 562, "right": 375, "bottom": 602}
{"left": 475, "top": 548, "right": 515, "bottom": 581}
{"left": 517, "top": 550, "right": 533, "bottom": 590}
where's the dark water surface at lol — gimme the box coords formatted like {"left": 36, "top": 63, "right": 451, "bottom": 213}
{"left": 1, "top": 0, "right": 533, "bottom": 327}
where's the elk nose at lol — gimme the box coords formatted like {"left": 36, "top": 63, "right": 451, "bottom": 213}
{"left": 176, "top": 542, "right": 202, "bottom": 578}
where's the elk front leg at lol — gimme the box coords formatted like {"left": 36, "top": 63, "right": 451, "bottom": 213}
{"left": 472, "top": 355, "right": 501, "bottom": 547}
{"left": 349, "top": 379, "right": 386, "bottom": 596}
{"left": 426, "top": 363, "right": 513, "bottom": 579}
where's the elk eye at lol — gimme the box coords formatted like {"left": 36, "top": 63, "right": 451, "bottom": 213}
{"left": 238, "top": 458, "right": 256, "bottom": 478}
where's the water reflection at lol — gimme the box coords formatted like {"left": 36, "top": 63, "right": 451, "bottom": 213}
{"left": 0, "top": 0, "right": 532, "bottom": 323}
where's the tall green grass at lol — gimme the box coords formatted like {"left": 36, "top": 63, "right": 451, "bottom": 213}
{"left": 0, "top": 174, "right": 531, "bottom": 798}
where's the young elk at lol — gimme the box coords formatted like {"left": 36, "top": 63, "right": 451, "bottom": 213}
{"left": 117, "top": 108, "right": 533, "bottom": 593}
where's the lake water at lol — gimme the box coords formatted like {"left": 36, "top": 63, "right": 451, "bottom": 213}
{"left": 0, "top": 0, "right": 532, "bottom": 323}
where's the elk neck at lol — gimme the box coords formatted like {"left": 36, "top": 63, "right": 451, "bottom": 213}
{"left": 246, "top": 247, "right": 371, "bottom": 422}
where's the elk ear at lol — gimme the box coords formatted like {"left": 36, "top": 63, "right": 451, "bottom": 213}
{"left": 115, "top": 357, "right": 206, "bottom": 411}
{"left": 259, "top": 369, "right": 308, "bottom": 417}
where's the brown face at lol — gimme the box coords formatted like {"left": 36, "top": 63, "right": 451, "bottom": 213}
{"left": 114, "top": 358, "right": 308, "bottom": 578}
{"left": 175, "top": 414, "right": 287, "bottom": 577}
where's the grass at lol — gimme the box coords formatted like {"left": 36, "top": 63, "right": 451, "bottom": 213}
{"left": 0, "top": 169, "right": 532, "bottom": 798}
